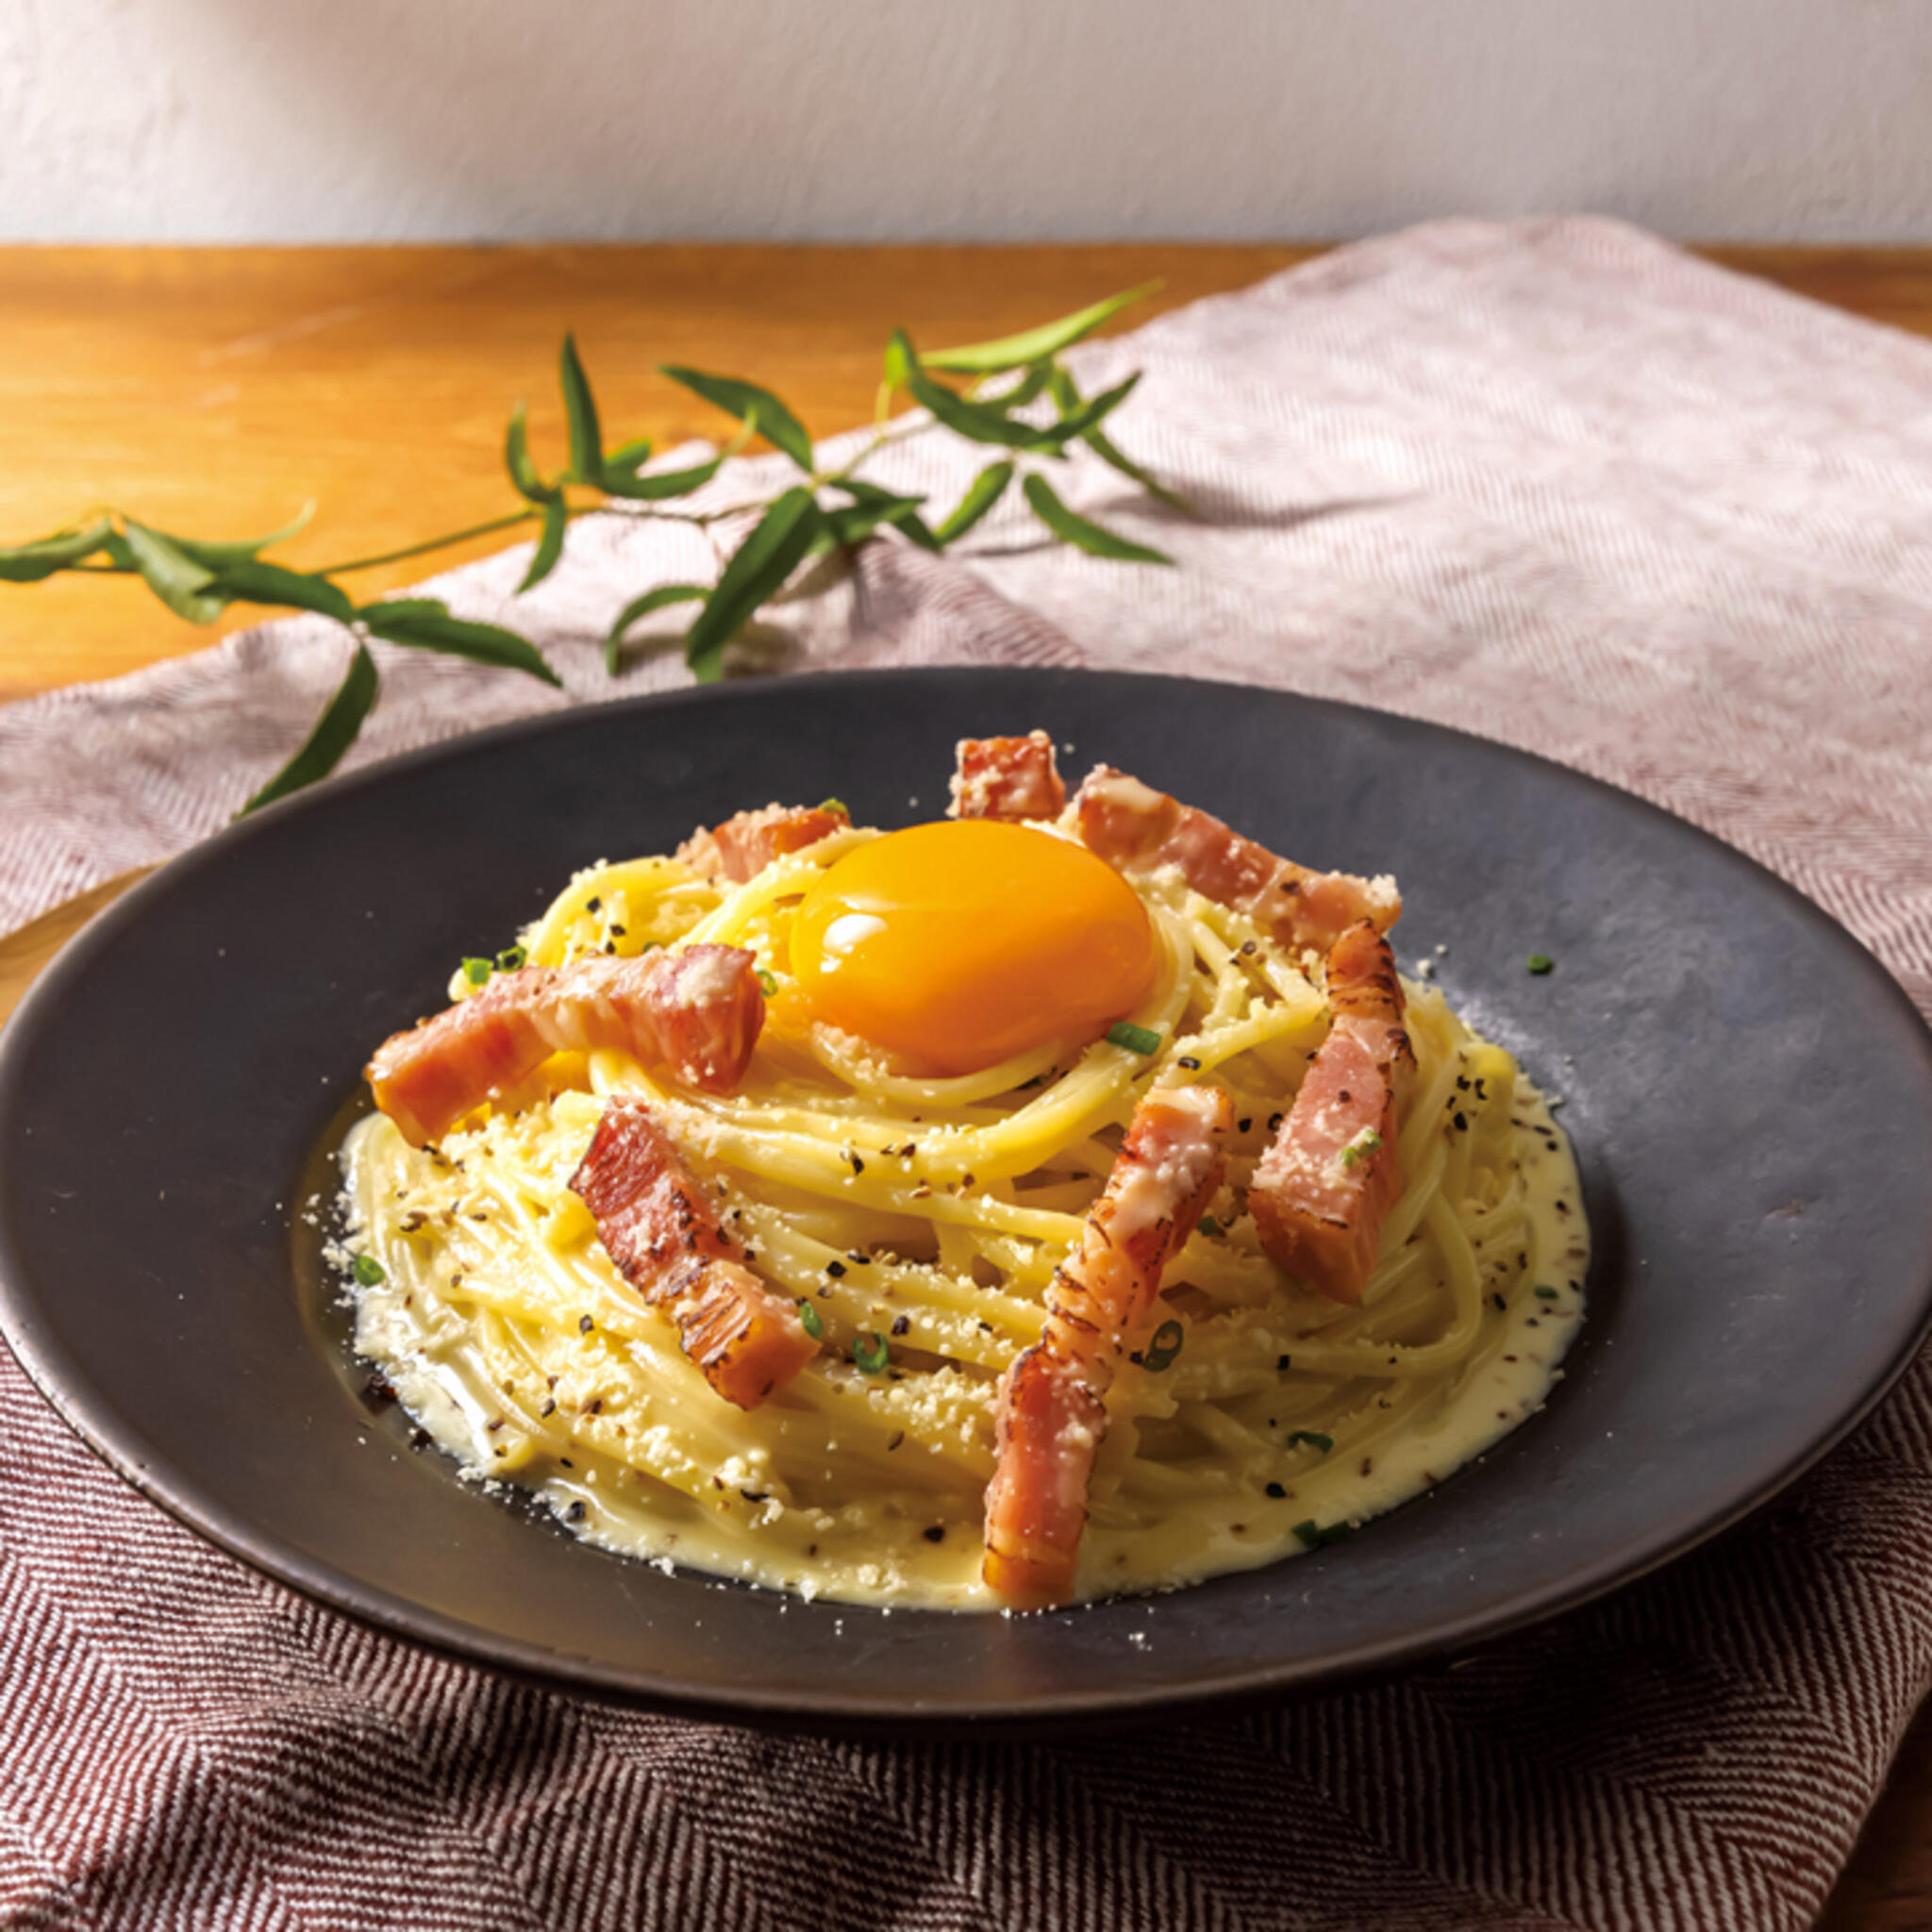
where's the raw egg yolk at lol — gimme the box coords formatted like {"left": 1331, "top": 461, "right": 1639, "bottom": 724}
{"left": 789, "top": 820, "right": 1158, "bottom": 1076}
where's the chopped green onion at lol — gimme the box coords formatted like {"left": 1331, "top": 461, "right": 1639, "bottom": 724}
{"left": 495, "top": 944, "right": 527, "bottom": 972}
{"left": 798, "top": 1300, "right": 824, "bottom": 1341}
{"left": 1106, "top": 1020, "right": 1163, "bottom": 1056}
{"left": 460, "top": 957, "right": 492, "bottom": 986}
{"left": 853, "top": 1329, "right": 891, "bottom": 1374}
{"left": 1141, "top": 1318, "right": 1184, "bottom": 1373}
{"left": 757, "top": 968, "right": 778, "bottom": 996}
{"left": 1286, "top": 1429, "right": 1333, "bottom": 1454}
{"left": 351, "top": 1252, "right": 386, "bottom": 1287}
{"left": 1291, "top": 1518, "right": 1354, "bottom": 1549}
{"left": 1535, "top": 1286, "right": 1559, "bottom": 1301}
{"left": 1526, "top": 954, "right": 1555, "bottom": 975}
{"left": 1197, "top": 1214, "right": 1223, "bottom": 1238}
{"left": 818, "top": 795, "right": 849, "bottom": 817}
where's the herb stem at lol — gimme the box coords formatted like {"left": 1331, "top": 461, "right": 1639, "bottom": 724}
{"left": 816, "top": 409, "right": 942, "bottom": 493}
{"left": 603, "top": 495, "right": 779, "bottom": 529}
{"left": 321, "top": 508, "right": 543, "bottom": 575}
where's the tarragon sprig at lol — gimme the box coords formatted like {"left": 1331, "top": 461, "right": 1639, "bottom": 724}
{"left": 2, "top": 283, "right": 1178, "bottom": 813}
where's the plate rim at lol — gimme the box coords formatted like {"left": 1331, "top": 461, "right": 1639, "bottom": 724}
{"left": 3, "top": 664, "right": 1930, "bottom": 1727}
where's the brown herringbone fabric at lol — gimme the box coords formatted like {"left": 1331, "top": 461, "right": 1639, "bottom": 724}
{"left": 3, "top": 219, "right": 1931, "bottom": 1931}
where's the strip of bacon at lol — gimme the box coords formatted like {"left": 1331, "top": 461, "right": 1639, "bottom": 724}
{"left": 1250, "top": 921, "right": 1416, "bottom": 1302}
{"left": 983, "top": 1082, "right": 1232, "bottom": 1607}
{"left": 1073, "top": 765, "right": 1400, "bottom": 956}
{"left": 367, "top": 945, "right": 763, "bottom": 1148}
{"left": 569, "top": 1098, "right": 816, "bottom": 1409}
{"left": 948, "top": 730, "right": 1067, "bottom": 823}
{"left": 676, "top": 802, "right": 850, "bottom": 883}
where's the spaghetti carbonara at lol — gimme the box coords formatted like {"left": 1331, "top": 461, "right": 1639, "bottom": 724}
{"left": 341, "top": 743, "right": 1587, "bottom": 1610}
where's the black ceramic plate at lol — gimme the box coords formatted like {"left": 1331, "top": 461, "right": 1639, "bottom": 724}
{"left": 3, "top": 669, "right": 1929, "bottom": 1728}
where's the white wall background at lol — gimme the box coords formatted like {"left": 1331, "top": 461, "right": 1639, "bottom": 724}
{"left": 4, "top": 0, "right": 1929, "bottom": 242}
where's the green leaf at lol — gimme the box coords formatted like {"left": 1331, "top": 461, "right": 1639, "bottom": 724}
{"left": 1022, "top": 474, "right": 1171, "bottom": 564}
{"left": 855, "top": 497, "right": 942, "bottom": 552}
{"left": 518, "top": 497, "right": 569, "bottom": 593}
{"left": 122, "top": 521, "right": 228, "bottom": 623}
{"left": 985, "top": 361, "right": 1055, "bottom": 411}
{"left": 683, "top": 487, "right": 822, "bottom": 682}
{"left": 558, "top": 333, "right": 604, "bottom": 483}
{"left": 604, "top": 435, "right": 655, "bottom": 478}
{"left": 934, "top": 460, "right": 1015, "bottom": 542}
{"left": 1082, "top": 424, "right": 1194, "bottom": 513}
{"left": 1048, "top": 372, "right": 1142, "bottom": 446}
{"left": 1048, "top": 366, "right": 1192, "bottom": 511}
{"left": 822, "top": 484, "right": 936, "bottom": 550}
{"left": 240, "top": 642, "right": 379, "bottom": 815}
{"left": 919, "top": 282, "right": 1159, "bottom": 375}
{"left": 597, "top": 453, "right": 725, "bottom": 502}
{"left": 803, "top": 517, "right": 843, "bottom": 560}
{"left": 0, "top": 517, "right": 116, "bottom": 583}
{"left": 603, "top": 583, "right": 706, "bottom": 675}
{"left": 838, "top": 478, "right": 925, "bottom": 510}
{"left": 658, "top": 366, "right": 815, "bottom": 472}
{"left": 205, "top": 558, "right": 357, "bottom": 624}
{"left": 809, "top": 512, "right": 868, "bottom": 558}
{"left": 888, "top": 332, "right": 1073, "bottom": 455}
{"left": 357, "top": 597, "right": 441, "bottom": 622}
{"left": 122, "top": 511, "right": 322, "bottom": 618}
{"left": 162, "top": 504, "right": 315, "bottom": 568}
{"left": 359, "top": 597, "right": 562, "bottom": 685}
{"left": 504, "top": 402, "right": 559, "bottom": 504}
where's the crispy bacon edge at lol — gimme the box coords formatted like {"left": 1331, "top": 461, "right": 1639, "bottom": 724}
{"left": 1250, "top": 921, "right": 1416, "bottom": 1302}
{"left": 366, "top": 944, "right": 764, "bottom": 1148}
{"left": 948, "top": 731, "right": 1068, "bottom": 823}
{"left": 982, "top": 1083, "right": 1232, "bottom": 1607}
{"left": 1072, "top": 765, "right": 1401, "bottom": 956}
{"left": 569, "top": 1097, "right": 817, "bottom": 1410}
{"left": 676, "top": 802, "right": 851, "bottom": 883}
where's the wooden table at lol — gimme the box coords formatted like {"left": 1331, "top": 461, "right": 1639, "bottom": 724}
{"left": 2, "top": 242, "right": 1927, "bottom": 1926}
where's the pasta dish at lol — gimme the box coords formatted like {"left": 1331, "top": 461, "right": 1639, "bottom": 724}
{"left": 341, "top": 732, "right": 1587, "bottom": 1610}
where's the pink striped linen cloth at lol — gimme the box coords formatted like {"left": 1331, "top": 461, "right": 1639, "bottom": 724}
{"left": 3, "top": 218, "right": 1930, "bottom": 1930}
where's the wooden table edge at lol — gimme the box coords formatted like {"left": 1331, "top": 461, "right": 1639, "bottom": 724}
{"left": 0, "top": 867, "right": 152, "bottom": 1030}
